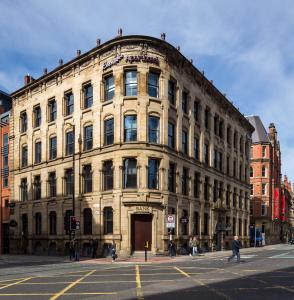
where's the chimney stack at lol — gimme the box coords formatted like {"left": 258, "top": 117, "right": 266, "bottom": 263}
{"left": 161, "top": 33, "right": 166, "bottom": 40}
{"left": 118, "top": 28, "right": 123, "bottom": 37}
{"left": 59, "top": 59, "right": 63, "bottom": 66}
{"left": 43, "top": 68, "right": 48, "bottom": 75}
{"left": 24, "top": 74, "right": 35, "bottom": 85}
{"left": 96, "top": 38, "right": 101, "bottom": 46}
{"left": 76, "top": 50, "right": 81, "bottom": 57}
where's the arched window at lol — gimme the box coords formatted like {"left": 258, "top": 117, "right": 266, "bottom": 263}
{"left": 35, "top": 212, "right": 42, "bottom": 235}
{"left": 250, "top": 167, "right": 253, "bottom": 177}
{"left": 103, "top": 207, "right": 113, "bottom": 234}
{"left": 83, "top": 208, "right": 92, "bottom": 235}
{"left": 49, "top": 211, "right": 56, "bottom": 235}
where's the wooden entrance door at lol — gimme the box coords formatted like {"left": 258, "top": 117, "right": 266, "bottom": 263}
{"left": 131, "top": 214, "right": 152, "bottom": 251}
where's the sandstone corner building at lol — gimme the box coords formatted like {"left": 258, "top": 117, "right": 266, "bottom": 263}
{"left": 9, "top": 34, "right": 254, "bottom": 256}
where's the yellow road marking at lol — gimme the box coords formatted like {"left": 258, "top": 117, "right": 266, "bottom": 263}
{"left": 0, "top": 278, "right": 28, "bottom": 284}
{"left": 0, "top": 292, "right": 117, "bottom": 296}
{"left": 49, "top": 269, "right": 95, "bottom": 300}
{"left": 174, "top": 267, "right": 231, "bottom": 300}
{"left": 0, "top": 277, "right": 32, "bottom": 290}
{"left": 135, "top": 265, "right": 144, "bottom": 300}
{"left": 275, "top": 285, "right": 294, "bottom": 293}
{"left": 19, "top": 279, "right": 175, "bottom": 284}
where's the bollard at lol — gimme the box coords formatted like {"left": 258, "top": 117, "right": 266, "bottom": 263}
{"left": 145, "top": 241, "right": 148, "bottom": 262}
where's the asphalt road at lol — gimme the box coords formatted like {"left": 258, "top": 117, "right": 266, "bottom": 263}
{"left": 0, "top": 244, "right": 293, "bottom": 299}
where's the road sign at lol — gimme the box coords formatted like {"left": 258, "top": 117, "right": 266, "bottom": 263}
{"left": 167, "top": 214, "right": 175, "bottom": 228}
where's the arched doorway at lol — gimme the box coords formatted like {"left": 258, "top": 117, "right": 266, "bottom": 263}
{"left": 131, "top": 214, "right": 152, "bottom": 252}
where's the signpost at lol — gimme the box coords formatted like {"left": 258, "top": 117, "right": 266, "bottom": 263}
{"left": 166, "top": 214, "right": 175, "bottom": 228}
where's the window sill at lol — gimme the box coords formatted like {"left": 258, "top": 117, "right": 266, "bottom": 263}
{"left": 48, "top": 121, "right": 56, "bottom": 126}
{"left": 64, "top": 115, "right": 73, "bottom": 121}
{"left": 149, "top": 97, "right": 161, "bottom": 102}
{"left": 20, "top": 132, "right": 27, "bottom": 137}
{"left": 33, "top": 127, "right": 40, "bottom": 132}
{"left": 123, "top": 96, "right": 137, "bottom": 101}
{"left": 82, "top": 108, "right": 92, "bottom": 114}
{"left": 102, "top": 100, "right": 113, "bottom": 106}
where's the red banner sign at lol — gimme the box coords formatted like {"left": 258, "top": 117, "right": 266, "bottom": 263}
{"left": 273, "top": 188, "right": 280, "bottom": 220}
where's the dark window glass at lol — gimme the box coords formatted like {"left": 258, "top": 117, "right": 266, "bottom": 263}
{"left": 64, "top": 210, "right": 73, "bottom": 234}
{"left": 182, "top": 130, "right": 188, "bottom": 154}
{"left": 124, "top": 115, "right": 137, "bottom": 142}
{"left": 35, "top": 212, "right": 42, "bottom": 235}
{"left": 83, "top": 208, "right": 92, "bottom": 235}
{"left": 168, "top": 80, "right": 176, "bottom": 104}
{"left": 182, "top": 91, "right": 188, "bottom": 113}
{"left": 48, "top": 172, "right": 56, "bottom": 198}
{"left": 123, "top": 158, "right": 137, "bottom": 188}
{"left": 194, "top": 137, "right": 199, "bottom": 160}
{"left": 233, "top": 132, "right": 237, "bottom": 149}
{"left": 194, "top": 101, "right": 199, "bottom": 122}
{"left": 83, "top": 84, "right": 93, "bottom": 108}
{"left": 182, "top": 210, "right": 188, "bottom": 235}
{"left": 84, "top": 125, "right": 93, "bottom": 151}
{"left": 204, "top": 109, "right": 210, "bottom": 129}
{"left": 105, "top": 75, "right": 115, "bottom": 101}
{"left": 193, "top": 211, "right": 199, "bottom": 235}
{"left": 168, "top": 122, "right": 175, "bottom": 148}
{"left": 219, "top": 120, "right": 223, "bottom": 138}
{"left": 34, "top": 106, "right": 41, "bottom": 128}
{"left": 65, "top": 131, "right": 74, "bottom": 155}
{"left": 35, "top": 141, "right": 41, "bottom": 164}
{"left": 83, "top": 165, "right": 92, "bottom": 193}
{"left": 33, "top": 175, "right": 41, "bottom": 200}
{"left": 49, "top": 137, "right": 57, "bottom": 160}
{"left": 148, "top": 159, "right": 159, "bottom": 189}
{"left": 49, "top": 211, "right": 57, "bottom": 235}
{"left": 204, "top": 177, "right": 209, "bottom": 201}
{"left": 104, "top": 207, "right": 113, "bottom": 234}
{"left": 148, "top": 72, "right": 159, "bottom": 98}
{"left": 65, "top": 169, "right": 73, "bottom": 196}
{"left": 20, "top": 112, "right": 27, "bottom": 133}
{"left": 48, "top": 99, "right": 57, "bottom": 122}
{"left": 20, "top": 178, "right": 28, "bottom": 202}
{"left": 125, "top": 70, "right": 137, "bottom": 96}
{"left": 104, "top": 118, "right": 114, "bottom": 145}
{"left": 227, "top": 126, "right": 231, "bottom": 145}
{"left": 213, "top": 180, "right": 218, "bottom": 202}
{"left": 168, "top": 163, "right": 175, "bottom": 193}
{"left": 204, "top": 143, "right": 209, "bottom": 165}
{"left": 226, "top": 185, "right": 230, "bottom": 206}
{"left": 214, "top": 115, "right": 218, "bottom": 135}
{"left": 204, "top": 213, "right": 209, "bottom": 235}
{"left": 65, "top": 92, "right": 74, "bottom": 116}
{"left": 21, "top": 145, "right": 28, "bottom": 167}
{"left": 182, "top": 167, "right": 188, "bottom": 196}
{"left": 103, "top": 160, "right": 113, "bottom": 191}
{"left": 194, "top": 172, "right": 200, "bottom": 198}
{"left": 148, "top": 116, "right": 160, "bottom": 143}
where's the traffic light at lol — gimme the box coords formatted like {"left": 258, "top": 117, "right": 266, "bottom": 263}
{"left": 70, "top": 216, "right": 77, "bottom": 231}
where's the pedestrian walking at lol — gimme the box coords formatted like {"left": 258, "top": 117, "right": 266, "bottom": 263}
{"left": 92, "top": 238, "right": 98, "bottom": 259}
{"left": 74, "top": 239, "right": 80, "bottom": 261}
{"left": 188, "top": 237, "right": 193, "bottom": 256}
{"left": 111, "top": 242, "right": 117, "bottom": 262}
{"left": 69, "top": 239, "right": 75, "bottom": 261}
{"left": 228, "top": 236, "right": 241, "bottom": 263}
{"left": 168, "top": 240, "right": 176, "bottom": 257}
{"left": 192, "top": 236, "right": 199, "bottom": 256}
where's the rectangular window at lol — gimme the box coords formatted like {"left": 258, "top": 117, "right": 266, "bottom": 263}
{"left": 250, "top": 184, "right": 253, "bottom": 196}
{"left": 20, "top": 111, "right": 27, "bottom": 133}
{"left": 193, "top": 211, "right": 199, "bottom": 235}
{"left": 21, "top": 145, "right": 28, "bottom": 167}
{"left": 104, "top": 75, "right": 115, "bottom": 101}
{"left": 48, "top": 99, "right": 57, "bottom": 122}
{"left": 123, "top": 158, "right": 137, "bottom": 188}
{"left": 233, "top": 160, "right": 236, "bottom": 177}
{"left": 262, "top": 183, "right": 266, "bottom": 195}
{"left": 35, "top": 141, "right": 42, "bottom": 164}
{"left": 261, "top": 203, "right": 266, "bottom": 216}
{"left": 34, "top": 106, "right": 41, "bottom": 128}
{"left": 48, "top": 172, "right": 56, "bottom": 198}
{"left": 49, "top": 136, "right": 57, "bottom": 160}
{"left": 194, "top": 172, "right": 200, "bottom": 198}
{"left": 20, "top": 178, "right": 28, "bottom": 202}
{"left": 227, "top": 156, "right": 230, "bottom": 175}
{"left": 194, "top": 137, "right": 199, "bottom": 160}
{"left": 182, "top": 210, "right": 188, "bottom": 235}
{"left": 239, "top": 219, "right": 242, "bottom": 236}
{"left": 124, "top": 70, "right": 137, "bottom": 96}
{"left": 124, "top": 115, "right": 137, "bottom": 142}
{"left": 83, "top": 83, "right": 93, "bottom": 109}
{"left": 250, "top": 201, "right": 253, "bottom": 215}
{"left": 233, "top": 132, "right": 237, "bottom": 149}
{"left": 227, "top": 126, "right": 231, "bottom": 145}
{"left": 168, "top": 80, "right": 176, "bottom": 104}
{"left": 35, "top": 213, "right": 42, "bottom": 235}
{"left": 104, "top": 118, "right": 114, "bottom": 145}
{"left": 148, "top": 72, "right": 159, "bottom": 98}
{"left": 194, "top": 101, "right": 199, "bottom": 122}
{"left": 65, "top": 168, "right": 73, "bottom": 196}
{"left": 204, "top": 143, "right": 209, "bottom": 165}
{"left": 148, "top": 116, "right": 160, "bottom": 143}
{"left": 214, "top": 149, "right": 218, "bottom": 169}
{"left": 168, "top": 122, "right": 175, "bottom": 149}
{"left": 64, "top": 91, "right": 74, "bottom": 116}
{"left": 104, "top": 207, "right": 113, "bottom": 234}
{"left": 233, "top": 188, "right": 237, "bottom": 207}
{"left": 49, "top": 212, "right": 57, "bottom": 235}
{"left": 182, "top": 91, "right": 188, "bottom": 113}
{"left": 148, "top": 159, "right": 159, "bottom": 189}
{"left": 65, "top": 131, "right": 74, "bottom": 155}
{"left": 219, "top": 120, "right": 223, "bottom": 138}
{"left": 84, "top": 125, "right": 93, "bottom": 151}
{"left": 204, "top": 213, "right": 209, "bottom": 235}
{"left": 204, "top": 177, "right": 209, "bottom": 201}
{"left": 182, "top": 167, "right": 188, "bottom": 196}
{"left": 168, "top": 163, "right": 175, "bottom": 193}
{"left": 182, "top": 130, "right": 188, "bottom": 154}
{"left": 204, "top": 108, "right": 210, "bottom": 129}
{"left": 83, "top": 165, "right": 92, "bottom": 193}
{"left": 33, "top": 175, "right": 41, "bottom": 200}
{"left": 226, "top": 185, "right": 230, "bottom": 206}
{"left": 103, "top": 160, "right": 113, "bottom": 191}
{"left": 213, "top": 180, "right": 218, "bottom": 202}
{"left": 262, "top": 146, "right": 266, "bottom": 158}
{"left": 214, "top": 115, "right": 218, "bottom": 135}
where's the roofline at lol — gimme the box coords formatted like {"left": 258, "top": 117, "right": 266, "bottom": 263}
{"left": 11, "top": 34, "right": 254, "bottom": 133}
{"left": 0, "top": 90, "right": 11, "bottom": 97}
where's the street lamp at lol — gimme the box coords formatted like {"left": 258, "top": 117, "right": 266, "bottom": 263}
{"left": 65, "top": 123, "right": 75, "bottom": 239}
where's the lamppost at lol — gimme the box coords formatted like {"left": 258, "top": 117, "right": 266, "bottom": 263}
{"left": 65, "top": 123, "right": 75, "bottom": 239}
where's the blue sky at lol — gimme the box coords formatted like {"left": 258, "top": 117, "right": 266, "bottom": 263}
{"left": 1, "top": 0, "right": 294, "bottom": 182}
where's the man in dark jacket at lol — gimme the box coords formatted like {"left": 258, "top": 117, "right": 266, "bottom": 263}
{"left": 228, "top": 236, "right": 241, "bottom": 263}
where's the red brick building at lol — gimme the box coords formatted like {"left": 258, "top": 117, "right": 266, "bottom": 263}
{"left": 281, "top": 175, "right": 293, "bottom": 242}
{"left": 0, "top": 90, "right": 11, "bottom": 254}
{"left": 247, "top": 116, "right": 282, "bottom": 244}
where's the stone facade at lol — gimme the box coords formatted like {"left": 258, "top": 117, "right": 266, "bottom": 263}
{"left": 9, "top": 35, "right": 253, "bottom": 256}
